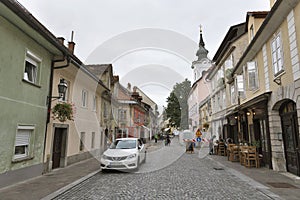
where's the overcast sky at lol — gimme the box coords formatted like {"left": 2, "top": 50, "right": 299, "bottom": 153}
{"left": 17, "top": 0, "right": 270, "bottom": 112}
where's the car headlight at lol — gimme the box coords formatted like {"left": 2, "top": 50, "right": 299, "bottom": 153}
{"left": 127, "top": 154, "right": 137, "bottom": 159}
{"left": 102, "top": 154, "right": 108, "bottom": 159}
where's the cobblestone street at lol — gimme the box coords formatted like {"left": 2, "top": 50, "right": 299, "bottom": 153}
{"left": 52, "top": 140, "right": 276, "bottom": 200}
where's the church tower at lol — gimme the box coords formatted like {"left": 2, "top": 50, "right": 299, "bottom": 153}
{"left": 191, "top": 27, "right": 211, "bottom": 82}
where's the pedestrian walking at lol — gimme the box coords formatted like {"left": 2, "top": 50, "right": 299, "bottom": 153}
{"left": 154, "top": 133, "right": 158, "bottom": 143}
{"left": 209, "top": 135, "right": 216, "bottom": 155}
{"left": 166, "top": 134, "right": 171, "bottom": 146}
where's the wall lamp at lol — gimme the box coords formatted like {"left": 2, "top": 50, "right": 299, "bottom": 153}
{"left": 48, "top": 79, "right": 68, "bottom": 103}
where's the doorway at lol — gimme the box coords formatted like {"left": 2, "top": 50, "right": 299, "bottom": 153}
{"left": 52, "top": 127, "right": 67, "bottom": 169}
{"left": 253, "top": 119, "right": 270, "bottom": 167}
{"left": 280, "top": 101, "right": 300, "bottom": 176}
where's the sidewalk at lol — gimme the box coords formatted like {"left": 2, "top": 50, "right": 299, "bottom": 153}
{"left": 2, "top": 141, "right": 300, "bottom": 200}
{"left": 0, "top": 157, "right": 101, "bottom": 200}
{"left": 209, "top": 153, "right": 300, "bottom": 200}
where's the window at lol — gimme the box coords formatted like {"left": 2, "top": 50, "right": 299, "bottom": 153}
{"left": 14, "top": 126, "right": 34, "bottom": 160}
{"left": 271, "top": 33, "right": 284, "bottom": 76}
{"left": 224, "top": 54, "right": 233, "bottom": 69}
{"left": 231, "top": 85, "right": 235, "bottom": 104}
{"left": 236, "top": 74, "right": 245, "bottom": 98}
{"left": 119, "top": 109, "right": 127, "bottom": 121}
{"left": 217, "top": 69, "right": 224, "bottom": 79}
{"left": 93, "top": 96, "right": 96, "bottom": 111}
{"left": 24, "top": 51, "right": 41, "bottom": 84}
{"left": 247, "top": 61, "right": 259, "bottom": 90}
{"left": 82, "top": 90, "right": 88, "bottom": 107}
{"left": 80, "top": 132, "right": 85, "bottom": 151}
{"left": 217, "top": 93, "right": 221, "bottom": 111}
{"left": 91, "top": 132, "right": 95, "bottom": 149}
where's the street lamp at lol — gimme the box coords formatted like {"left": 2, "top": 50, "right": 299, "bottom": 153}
{"left": 48, "top": 79, "right": 68, "bottom": 103}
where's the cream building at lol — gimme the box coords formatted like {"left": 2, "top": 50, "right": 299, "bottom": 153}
{"left": 45, "top": 46, "right": 110, "bottom": 172}
{"left": 231, "top": 0, "right": 300, "bottom": 176}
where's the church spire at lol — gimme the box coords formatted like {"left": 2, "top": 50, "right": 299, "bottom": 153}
{"left": 199, "top": 25, "right": 205, "bottom": 47}
{"left": 196, "top": 25, "right": 208, "bottom": 61}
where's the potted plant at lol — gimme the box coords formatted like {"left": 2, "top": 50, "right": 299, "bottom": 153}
{"left": 251, "top": 139, "right": 261, "bottom": 149}
{"left": 52, "top": 102, "right": 75, "bottom": 122}
{"left": 225, "top": 68, "right": 233, "bottom": 80}
{"left": 203, "top": 122, "right": 209, "bottom": 130}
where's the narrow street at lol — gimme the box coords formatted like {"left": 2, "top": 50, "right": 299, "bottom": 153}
{"left": 50, "top": 139, "right": 276, "bottom": 200}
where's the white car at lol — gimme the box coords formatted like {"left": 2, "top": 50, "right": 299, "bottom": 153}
{"left": 100, "top": 138, "right": 146, "bottom": 171}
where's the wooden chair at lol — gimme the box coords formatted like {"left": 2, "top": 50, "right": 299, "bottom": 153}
{"left": 227, "top": 144, "right": 235, "bottom": 161}
{"left": 231, "top": 145, "right": 240, "bottom": 162}
{"left": 213, "top": 145, "right": 218, "bottom": 155}
{"left": 245, "top": 146, "right": 260, "bottom": 168}
{"left": 218, "top": 142, "right": 226, "bottom": 156}
{"left": 239, "top": 146, "right": 248, "bottom": 166}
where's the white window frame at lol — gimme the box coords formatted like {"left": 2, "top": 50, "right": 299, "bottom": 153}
{"left": 14, "top": 126, "right": 34, "bottom": 160}
{"left": 230, "top": 84, "right": 235, "bottom": 105}
{"left": 271, "top": 32, "right": 284, "bottom": 76}
{"left": 247, "top": 61, "right": 259, "bottom": 90}
{"left": 82, "top": 90, "right": 88, "bottom": 108}
{"left": 92, "top": 96, "right": 97, "bottom": 111}
{"left": 24, "top": 51, "right": 41, "bottom": 84}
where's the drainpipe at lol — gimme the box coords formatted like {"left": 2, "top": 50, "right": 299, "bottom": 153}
{"left": 43, "top": 56, "right": 70, "bottom": 173}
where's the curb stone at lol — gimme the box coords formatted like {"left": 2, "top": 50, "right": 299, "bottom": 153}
{"left": 41, "top": 169, "right": 101, "bottom": 200}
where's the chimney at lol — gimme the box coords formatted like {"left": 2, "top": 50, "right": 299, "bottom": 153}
{"left": 57, "top": 37, "right": 65, "bottom": 45}
{"left": 68, "top": 41, "right": 75, "bottom": 54}
{"left": 127, "top": 83, "right": 131, "bottom": 91}
{"left": 68, "top": 31, "right": 75, "bottom": 54}
{"left": 133, "top": 86, "right": 137, "bottom": 93}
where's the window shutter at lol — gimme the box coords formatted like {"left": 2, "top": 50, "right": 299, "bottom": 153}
{"left": 237, "top": 75, "right": 244, "bottom": 92}
{"left": 25, "top": 56, "right": 38, "bottom": 66}
{"left": 15, "top": 129, "right": 30, "bottom": 146}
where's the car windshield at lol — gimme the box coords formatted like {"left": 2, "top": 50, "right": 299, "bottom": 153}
{"left": 110, "top": 140, "right": 137, "bottom": 149}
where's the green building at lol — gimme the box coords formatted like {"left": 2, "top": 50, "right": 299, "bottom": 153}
{"left": 0, "top": 1, "right": 69, "bottom": 188}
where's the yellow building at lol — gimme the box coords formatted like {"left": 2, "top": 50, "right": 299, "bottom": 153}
{"left": 45, "top": 45, "right": 111, "bottom": 172}
{"left": 232, "top": 0, "right": 300, "bottom": 176}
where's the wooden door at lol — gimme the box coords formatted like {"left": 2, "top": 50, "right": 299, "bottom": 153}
{"left": 52, "top": 128, "right": 63, "bottom": 169}
{"left": 281, "top": 102, "right": 300, "bottom": 176}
